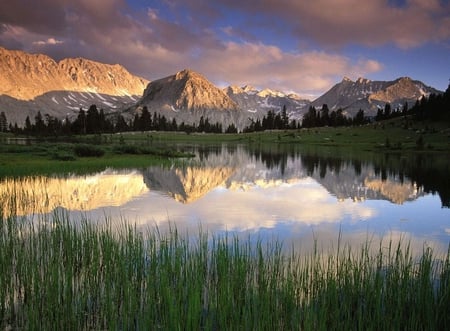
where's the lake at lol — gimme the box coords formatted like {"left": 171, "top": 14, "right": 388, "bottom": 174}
{"left": 2, "top": 143, "right": 449, "bottom": 255}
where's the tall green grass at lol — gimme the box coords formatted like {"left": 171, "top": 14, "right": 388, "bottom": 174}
{"left": 1, "top": 211, "right": 449, "bottom": 330}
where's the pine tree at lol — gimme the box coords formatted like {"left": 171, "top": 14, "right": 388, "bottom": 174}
{"left": 72, "top": 108, "right": 87, "bottom": 134}
{"left": 86, "top": 104, "right": 100, "bottom": 134}
{"left": 24, "top": 116, "right": 32, "bottom": 134}
{"left": 34, "top": 111, "right": 45, "bottom": 134}
{"left": 354, "top": 109, "right": 365, "bottom": 125}
{"left": 281, "top": 105, "right": 289, "bottom": 129}
{"left": 139, "top": 107, "right": 152, "bottom": 131}
{"left": 0, "top": 112, "right": 7, "bottom": 132}
{"left": 320, "top": 104, "right": 330, "bottom": 126}
{"left": 383, "top": 103, "right": 391, "bottom": 118}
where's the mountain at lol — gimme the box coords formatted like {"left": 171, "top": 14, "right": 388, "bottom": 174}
{"left": 134, "top": 69, "right": 310, "bottom": 129}
{"left": 0, "top": 47, "right": 443, "bottom": 128}
{"left": 139, "top": 69, "right": 238, "bottom": 112}
{"left": 0, "top": 47, "right": 148, "bottom": 125}
{"left": 134, "top": 69, "right": 245, "bottom": 128}
{"left": 311, "top": 76, "right": 441, "bottom": 116}
{"left": 224, "top": 85, "right": 309, "bottom": 120}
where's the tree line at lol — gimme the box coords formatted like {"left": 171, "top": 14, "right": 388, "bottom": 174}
{"left": 3, "top": 105, "right": 237, "bottom": 136}
{"left": 409, "top": 84, "right": 450, "bottom": 122}
{"left": 242, "top": 104, "right": 368, "bottom": 133}
{"left": 1, "top": 84, "right": 448, "bottom": 136}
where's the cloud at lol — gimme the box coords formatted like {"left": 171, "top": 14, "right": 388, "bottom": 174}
{"left": 191, "top": 42, "right": 382, "bottom": 95}
{"left": 86, "top": 177, "right": 375, "bottom": 232}
{"left": 32, "top": 37, "right": 64, "bottom": 46}
{"left": 0, "top": 0, "right": 399, "bottom": 96}
{"left": 205, "top": 0, "right": 450, "bottom": 48}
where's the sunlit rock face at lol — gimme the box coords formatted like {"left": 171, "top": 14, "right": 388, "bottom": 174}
{"left": 0, "top": 47, "right": 149, "bottom": 124}
{"left": 139, "top": 69, "right": 238, "bottom": 112}
{"left": 135, "top": 69, "right": 245, "bottom": 129}
{"left": 0, "top": 170, "right": 148, "bottom": 216}
{"left": 0, "top": 47, "right": 148, "bottom": 101}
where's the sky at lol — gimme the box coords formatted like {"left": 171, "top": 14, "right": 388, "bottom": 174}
{"left": 0, "top": 0, "right": 449, "bottom": 98}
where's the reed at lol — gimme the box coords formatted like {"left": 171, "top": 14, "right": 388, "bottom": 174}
{"left": 1, "top": 210, "right": 449, "bottom": 330}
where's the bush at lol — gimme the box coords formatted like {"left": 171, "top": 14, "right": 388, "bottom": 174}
{"left": 51, "top": 152, "right": 76, "bottom": 161}
{"left": 113, "top": 144, "right": 143, "bottom": 155}
{"left": 416, "top": 136, "right": 424, "bottom": 150}
{"left": 73, "top": 144, "right": 105, "bottom": 157}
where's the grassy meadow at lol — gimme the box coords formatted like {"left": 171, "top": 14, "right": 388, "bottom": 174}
{"left": 106, "top": 117, "right": 450, "bottom": 152}
{"left": 0, "top": 137, "right": 193, "bottom": 178}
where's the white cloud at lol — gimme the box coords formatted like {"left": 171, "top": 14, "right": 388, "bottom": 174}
{"left": 32, "top": 37, "right": 63, "bottom": 46}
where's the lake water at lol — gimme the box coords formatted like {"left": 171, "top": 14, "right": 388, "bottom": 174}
{"left": 2, "top": 144, "right": 449, "bottom": 255}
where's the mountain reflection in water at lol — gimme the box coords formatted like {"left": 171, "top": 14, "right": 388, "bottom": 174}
{"left": 141, "top": 145, "right": 425, "bottom": 205}
{"left": 1, "top": 144, "right": 448, "bottom": 253}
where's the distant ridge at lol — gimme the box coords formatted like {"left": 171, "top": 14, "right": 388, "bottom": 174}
{"left": 311, "top": 76, "right": 441, "bottom": 116}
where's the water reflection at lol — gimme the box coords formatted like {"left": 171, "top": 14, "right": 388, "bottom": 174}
{"left": 0, "top": 170, "right": 148, "bottom": 216}
{"left": 1, "top": 144, "right": 448, "bottom": 253}
{"left": 143, "top": 145, "right": 425, "bottom": 205}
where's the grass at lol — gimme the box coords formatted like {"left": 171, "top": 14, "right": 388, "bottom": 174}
{"left": 1, "top": 211, "right": 449, "bottom": 330}
{"left": 0, "top": 140, "right": 193, "bottom": 178}
{"left": 107, "top": 117, "right": 450, "bottom": 153}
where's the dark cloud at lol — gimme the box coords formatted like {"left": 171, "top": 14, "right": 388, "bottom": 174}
{"left": 4, "top": 0, "right": 434, "bottom": 95}
{"left": 0, "top": 0, "right": 68, "bottom": 36}
{"left": 181, "top": 0, "right": 450, "bottom": 48}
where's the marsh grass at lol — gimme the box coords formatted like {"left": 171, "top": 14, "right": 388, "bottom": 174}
{"left": 1, "top": 209, "right": 449, "bottom": 330}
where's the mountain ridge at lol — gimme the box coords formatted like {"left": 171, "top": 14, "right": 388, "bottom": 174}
{"left": 0, "top": 47, "right": 148, "bottom": 100}
{"left": 0, "top": 47, "right": 149, "bottom": 125}
{"left": 311, "top": 75, "right": 441, "bottom": 116}
{"left": 0, "top": 47, "right": 443, "bottom": 127}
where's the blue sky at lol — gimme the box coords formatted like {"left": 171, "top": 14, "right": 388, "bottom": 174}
{"left": 0, "top": 0, "right": 449, "bottom": 98}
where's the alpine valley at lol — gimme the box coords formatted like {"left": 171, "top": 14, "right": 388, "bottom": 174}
{"left": 0, "top": 47, "right": 441, "bottom": 129}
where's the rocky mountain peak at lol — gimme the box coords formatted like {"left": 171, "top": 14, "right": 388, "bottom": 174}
{"left": 312, "top": 75, "right": 441, "bottom": 116}
{"left": 356, "top": 77, "right": 371, "bottom": 84}
{"left": 226, "top": 85, "right": 245, "bottom": 94}
{"left": 0, "top": 47, "right": 149, "bottom": 125}
{"left": 369, "top": 76, "right": 436, "bottom": 103}
{"left": 0, "top": 47, "right": 148, "bottom": 101}
{"left": 257, "top": 88, "right": 286, "bottom": 98}
{"left": 174, "top": 68, "right": 199, "bottom": 80}
{"left": 139, "top": 69, "right": 238, "bottom": 112}
{"left": 242, "top": 85, "right": 258, "bottom": 93}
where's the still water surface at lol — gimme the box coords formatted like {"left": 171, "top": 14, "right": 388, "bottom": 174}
{"left": 2, "top": 144, "right": 449, "bottom": 254}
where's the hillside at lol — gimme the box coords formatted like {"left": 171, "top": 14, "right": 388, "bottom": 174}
{"left": 0, "top": 47, "right": 148, "bottom": 125}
